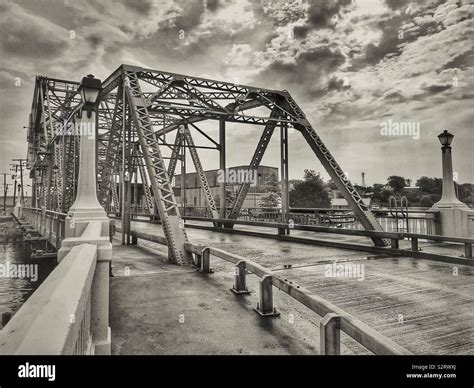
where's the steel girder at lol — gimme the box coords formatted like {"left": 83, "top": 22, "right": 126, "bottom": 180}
{"left": 26, "top": 64, "right": 388, "bottom": 253}
{"left": 124, "top": 69, "right": 192, "bottom": 265}
{"left": 134, "top": 147, "right": 154, "bottom": 213}
{"left": 227, "top": 107, "right": 281, "bottom": 221}
{"left": 182, "top": 125, "right": 219, "bottom": 219}
{"left": 97, "top": 86, "right": 124, "bottom": 207}
{"left": 281, "top": 93, "right": 388, "bottom": 246}
{"left": 166, "top": 129, "right": 182, "bottom": 181}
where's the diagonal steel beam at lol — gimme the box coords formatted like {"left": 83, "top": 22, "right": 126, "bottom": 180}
{"left": 124, "top": 69, "right": 192, "bottom": 265}
{"left": 227, "top": 107, "right": 281, "bottom": 221}
{"left": 282, "top": 92, "right": 389, "bottom": 247}
{"left": 182, "top": 125, "right": 219, "bottom": 219}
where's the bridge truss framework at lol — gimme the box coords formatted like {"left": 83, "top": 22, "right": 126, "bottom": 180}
{"left": 26, "top": 64, "right": 388, "bottom": 265}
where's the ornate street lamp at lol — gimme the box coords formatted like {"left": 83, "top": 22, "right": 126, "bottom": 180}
{"left": 438, "top": 130, "right": 454, "bottom": 148}
{"left": 431, "top": 130, "right": 467, "bottom": 209}
{"left": 78, "top": 74, "right": 102, "bottom": 118}
{"left": 67, "top": 74, "right": 107, "bottom": 232}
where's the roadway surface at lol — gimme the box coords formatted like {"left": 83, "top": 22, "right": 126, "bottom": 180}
{"left": 109, "top": 220, "right": 474, "bottom": 355}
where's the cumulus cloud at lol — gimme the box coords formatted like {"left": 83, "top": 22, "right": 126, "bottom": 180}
{"left": 0, "top": 0, "right": 473, "bottom": 183}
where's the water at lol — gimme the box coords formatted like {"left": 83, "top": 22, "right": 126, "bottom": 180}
{"left": 0, "top": 241, "right": 56, "bottom": 327}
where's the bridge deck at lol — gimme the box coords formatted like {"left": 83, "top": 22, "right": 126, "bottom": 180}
{"left": 110, "top": 222, "right": 474, "bottom": 355}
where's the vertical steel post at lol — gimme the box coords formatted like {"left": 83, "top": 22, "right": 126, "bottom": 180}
{"left": 280, "top": 120, "right": 289, "bottom": 230}
{"left": 121, "top": 84, "right": 127, "bottom": 245}
{"left": 230, "top": 260, "right": 250, "bottom": 295}
{"left": 254, "top": 275, "right": 280, "bottom": 317}
{"left": 219, "top": 119, "right": 226, "bottom": 220}
{"left": 180, "top": 130, "right": 186, "bottom": 215}
{"left": 320, "top": 313, "right": 341, "bottom": 355}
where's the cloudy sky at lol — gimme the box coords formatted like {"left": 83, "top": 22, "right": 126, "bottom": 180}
{"left": 0, "top": 0, "right": 473, "bottom": 188}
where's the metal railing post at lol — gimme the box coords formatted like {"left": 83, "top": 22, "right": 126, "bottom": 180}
{"left": 198, "top": 247, "right": 213, "bottom": 274}
{"left": 464, "top": 243, "right": 472, "bottom": 258}
{"left": 254, "top": 274, "right": 279, "bottom": 317}
{"left": 411, "top": 237, "right": 419, "bottom": 251}
{"left": 320, "top": 313, "right": 341, "bottom": 355}
{"left": 231, "top": 260, "right": 250, "bottom": 295}
{"left": 391, "top": 238, "right": 399, "bottom": 249}
{"left": 55, "top": 214, "right": 60, "bottom": 248}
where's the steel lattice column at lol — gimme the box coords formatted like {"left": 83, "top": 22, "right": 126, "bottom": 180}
{"left": 124, "top": 69, "right": 192, "bottom": 265}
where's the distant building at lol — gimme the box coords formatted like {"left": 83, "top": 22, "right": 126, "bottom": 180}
{"left": 174, "top": 165, "right": 278, "bottom": 208}
{"left": 331, "top": 197, "right": 371, "bottom": 210}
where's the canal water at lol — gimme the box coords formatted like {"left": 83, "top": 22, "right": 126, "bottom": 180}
{"left": 0, "top": 221, "right": 56, "bottom": 327}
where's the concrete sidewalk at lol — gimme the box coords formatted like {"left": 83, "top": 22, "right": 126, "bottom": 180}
{"left": 109, "top": 240, "right": 367, "bottom": 355}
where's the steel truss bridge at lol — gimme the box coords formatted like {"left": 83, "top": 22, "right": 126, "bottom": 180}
{"left": 27, "top": 64, "right": 388, "bottom": 265}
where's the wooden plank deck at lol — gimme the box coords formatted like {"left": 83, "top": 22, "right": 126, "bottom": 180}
{"left": 114, "top": 220, "right": 474, "bottom": 355}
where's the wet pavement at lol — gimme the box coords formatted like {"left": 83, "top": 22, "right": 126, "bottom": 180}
{"left": 109, "top": 220, "right": 474, "bottom": 355}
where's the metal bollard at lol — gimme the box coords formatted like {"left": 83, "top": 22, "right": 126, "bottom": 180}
{"left": 320, "top": 313, "right": 341, "bottom": 355}
{"left": 391, "top": 238, "right": 399, "bottom": 249}
{"left": 109, "top": 220, "right": 116, "bottom": 243}
{"left": 411, "top": 237, "right": 418, "bottom": 251}
{"left": 198, "top": 247, "right": 213, "bottom": 274}
{"left": 254, "top": 275, "right": 280, "bottom": 317}
{"left": 464, "top": 243, "right": 472, "bottom": 258}
{"left": 230, "top": 260, "right": 251, "bottom": 295}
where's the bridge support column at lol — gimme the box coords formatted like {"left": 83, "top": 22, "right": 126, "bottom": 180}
{"left": 320, "top": 313, "right": 341, "bottom": 355}
{"left": 254, "top": 275, "right": 280, "bottom": 317}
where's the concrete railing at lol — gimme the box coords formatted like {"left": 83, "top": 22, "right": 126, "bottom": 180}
{"left": 0, "top": 219, "right": 112, "bottom": 355}
{"left": 129, "top": 229, "right": 410, "bottom": 355}
{"left": 20, "top": 206, "right": 68, "bottom": 248}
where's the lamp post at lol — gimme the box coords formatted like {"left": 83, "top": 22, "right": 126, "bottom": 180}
{"left": 67, "top": 74, "right": 107, "bottom": 228}
{"left": 432, "top": 130, "right": 467, "bottom": 209}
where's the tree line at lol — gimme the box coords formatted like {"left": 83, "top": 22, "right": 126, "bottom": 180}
{"left": 257, "top": 170, "right": 473, "bottom": 208}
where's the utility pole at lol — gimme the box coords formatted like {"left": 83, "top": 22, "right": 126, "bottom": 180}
{"left": 0, "top": 173, "right": 9, "bottom": 214}
{"left": 12, "top": 159, "right": 27, "bottom": 204}
{"left": 10, "top": 164, "right": 18, "bottom": 207}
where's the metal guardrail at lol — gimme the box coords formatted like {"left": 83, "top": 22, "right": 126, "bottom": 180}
{"left": 119, "top": 213, "right": 473, "bottom": 264}
{"left": 169, "top": 206, "right": 439, "bottom": 235}
{"left": 142, "top": 215, "right": 472, "bottom": 259}
{"left": 130, "top": 229, "right": 411, "bottom": 355}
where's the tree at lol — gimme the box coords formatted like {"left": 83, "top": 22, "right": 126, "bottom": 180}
{"left": 289, "top": 169, "right": 330, "bottom": 208}
{"left": 420, "top": 196, "right": 434, "bottom": 208}
{"left": 387, "top": 175, "right": 406, "bottom": 194}
{"left": 214, "top": 189, "right": 236, "bottom": 208}
{"left": 458, "top": 183, "right": 474, "bottom": 205}
{"left": 372, "top": 183, "right": 391, "bottom": 205}
{"left": 258, "top": 171, "right": 281, "bottom": 208}
{"left": 415, "top": 176, "right": 442, "bottom": 194}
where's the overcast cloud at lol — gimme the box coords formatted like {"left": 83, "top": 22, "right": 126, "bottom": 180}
{"left": 0, "top": 0, "right": 473, "bottom": 186}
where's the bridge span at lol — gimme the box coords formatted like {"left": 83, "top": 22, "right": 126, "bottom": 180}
{"left": 1, "top": 67, "right": 473, "bottom": 357}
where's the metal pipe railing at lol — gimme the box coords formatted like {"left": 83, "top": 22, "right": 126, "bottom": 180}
{"left": 186, "top": 243, "right": 411, "bottom": 355}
